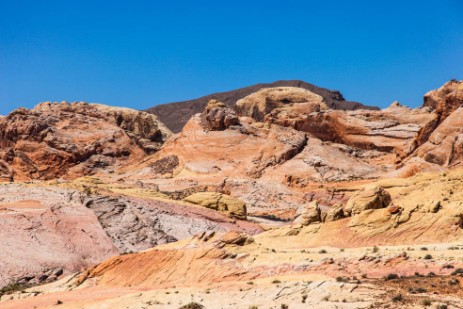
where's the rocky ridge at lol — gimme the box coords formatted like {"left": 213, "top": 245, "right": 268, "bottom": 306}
{"left": 147, "top": 80, "right": 378, "bottom": 133}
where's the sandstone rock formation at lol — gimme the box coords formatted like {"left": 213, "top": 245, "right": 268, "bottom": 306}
{"left": 0, "top": 102, "right": 172, "bottom": 181}
{"left": 235, "top": 87, "right": 328, "bottom": 121}
{"left": 9, "top": 169, "right": 463, "bottom": 308}
{"left": 423, "top": 79, "right": 463, "bottom": 121}
{"left": 200, "top": 99, "right": 240, "bottom": 130}
{"left": 344, "top": 186, "right": 392, "bottom": 216}
{"left": 0, "top": 185, "right": 118, "bottom": 288}
{"left": 147, "top": 80, "right": 378, "bottom": 133}
{"left": 3, "top": 80, "right": 463, "bottom": 309}
{"left": 183, "top": 192, "right": 247, "bottom": 219}
{"left": 127, "top": 79, "right": 463, "bottom": 224}
{"left": 0, "top": 181, "right": 261, "bottom": 288}
{"left": 293, "top": 201, "right": 321, "bottom": 225}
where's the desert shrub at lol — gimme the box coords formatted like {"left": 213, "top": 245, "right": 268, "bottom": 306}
{"left": 384, "top": 273, "right": 399, "bottom": 281}
{"left": 336, "top": 276, "right": 349, "bottom": 283}
{"left": 272, "top": 279, "right": 281, "bottom": 284}
{"left": 424, "top": 254, "right": 433, "bottom": 260}
{"left": 372, "top": 246, "right": 379, "bottom": 253}
{"left": 391, "top": 294, "right": 403, "bottom": 302}
{"left": 179, "top": 302, "right": 204, "bottom": 309}
{"left": 301, "top": 294, "right": 307, "bottom": 303}
{"left": 319, "top": 249, "right": 327, "bottom": 254}
{"left": 420, "top": 298, "right": 432, "bottom": 306}
{"left": 451, "top": 268, "right": 463, "bottom": 275}
{"left": 0, "top": 282, "right": 29, "bottom": 296}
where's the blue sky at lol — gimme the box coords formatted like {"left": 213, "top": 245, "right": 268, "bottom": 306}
{"left": 0, "top": 0, "right": 462, "bottom": 115}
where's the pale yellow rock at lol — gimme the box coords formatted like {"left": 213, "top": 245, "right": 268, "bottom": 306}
{"left": 184, "top": 192, "right": 247, "bottom": 219}
{"left": 344, "top": 186, "right": 392, "bottom": 216}
{"left": 324, "top": 204, "right": 345, "bottom": 222}
{"left": 293, "top": 201, "right": 321, "bottom": 226}
{"left": 236, "top": 87, "right": 328, "bottom": 121}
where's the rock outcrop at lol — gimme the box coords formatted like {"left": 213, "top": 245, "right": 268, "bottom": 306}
{"left": 183, "top": 192, "right": 247, "bottom": 220}
{"left": 147, "top": 80, "right": 378, "bottom": 133}
{"left": 0, "top": 102, "right": 172, "bottom": 181}
{"left": 344, "top": 186, "right": 392, "bottom": 216}
{"left": 200, "top": 99, "right": 240, "bottom": 130}
{"left": 293, "top": 201, "right": 321, "bottom": 225}
{"left": 0, "top": 185, "right": 118, "bottom": 288}
{"left": 236, "top": 87, "right": 328, "bottom": 121}
{"left": 4, "top": 80, "right": 463, "bottom": 309}
{"left": 132, "top": 79, "right": 463, "bottom": 222}
{"left": 0, "top": 182, "right": 261, "bottom": 288}
{"left": 423, "top": 80, "right": 463, "bottom": 121}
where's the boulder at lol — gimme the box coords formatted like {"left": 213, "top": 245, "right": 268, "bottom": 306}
{"left": 184, "top": 192, "right": 247, "bottom": 220}
{"left": 201, "top": 99, "right": 240, "bottom": 130}
{"left": 293, "top": 201, "right": 321, "bottom": 225}
{"left": 344, "top": 187, "right": 392, "bottom": 216}
{"left": 324, "top": 204, "right": 345, "bottom": 222}
{"left": 236, "top": 86, "right": 328, "bottom": 122}
{"left": 216, "top": 231, "right": 254, "bottom": 246}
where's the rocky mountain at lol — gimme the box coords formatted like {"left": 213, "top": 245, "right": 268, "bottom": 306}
{"left": 146, "top": 80, "right": 378, "bottom": 133}
{"left": 2, "top": 79, "right": 463, "bottom": 308}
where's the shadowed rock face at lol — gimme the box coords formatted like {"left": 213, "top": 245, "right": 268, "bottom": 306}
{"left": 146, "top": 80, "right": 378, "bottom": 133}
{"left": 0, "top": 102, "right": 172, "bottom": 181}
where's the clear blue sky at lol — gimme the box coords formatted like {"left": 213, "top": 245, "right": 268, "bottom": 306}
{"left": 0, "top": 0, "right": 462, "bottom": 115}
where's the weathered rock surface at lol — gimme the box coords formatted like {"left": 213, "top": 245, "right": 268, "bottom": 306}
{"left": 239, "top": 93, "right": 434, "bottom": 159}
{"left": 423, "top": 79, "right": 463, "bottom": 120}
{"left": 0, "top": 185, "right": 118, "bottom": 288}
{"left": 0, "top": 102, "right": 172, "bottom": 181}
{"left": 4, "top": 80, "right": 463, "bottom": 309}
{"left": 412, "top": 108, "right": 463, "bottom": 167}
{"left": 183, "top": 192, "right": 247, "bottom": 219}
{"left": 236, "top": 86, "right": 328, "bottom": 121}
{"left": 0, "top": 181, "right": 261, "bottom": 288}
{"left": 10, "top": 175, "right": 463, "bottom": 309}
{"left": 293, "top": 201, "right": 321, "bottom": 225}
{"left": 344, "top": 186, "right": 392, "bottom": 216}
{"left": 201, "top": 99, "right": 240, "bottom": 130}
{"left": 147, "top": 80, "right": 378, "bottom": 133}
